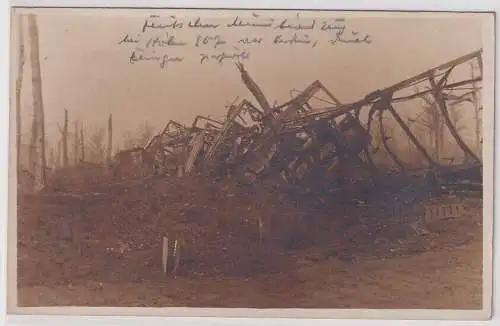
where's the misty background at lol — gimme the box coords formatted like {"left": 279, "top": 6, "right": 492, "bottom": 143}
{"left": 12, "top": 9, "right": 485, "bottom": 165}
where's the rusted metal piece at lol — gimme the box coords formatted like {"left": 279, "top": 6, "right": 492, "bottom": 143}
{"left": 204, "top": 99, "right": 263, "bottom": 165}
{"left": 233, "top": 79, "right": 347, "bottom": 184}
{"left": 191, "top": 115, "right": 224, "bottom": 131}
{"left": 112, "top": 49, "right": 483, "bottom": 204}
{"left": 185, "top": 132, "right": 207, "bottom": 174}
{"left": 236, "top": 62, "right": 272, "bottom": 115}
{"left": 358, "top": 108, "right": 379, "bottom": 175}
{"left": 363, "top": 118, "right": 378, "bottom": 166}
{"left": 279, "top": 81, "right": 330, "bottom": 121}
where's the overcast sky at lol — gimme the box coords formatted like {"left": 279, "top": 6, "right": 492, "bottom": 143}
{"left": 11, "top": 8, "right": 488, "bottom": 150}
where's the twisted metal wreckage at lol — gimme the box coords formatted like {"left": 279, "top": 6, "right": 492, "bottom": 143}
{"left": 113, "top": 50, "right": 483, "bottom": 207}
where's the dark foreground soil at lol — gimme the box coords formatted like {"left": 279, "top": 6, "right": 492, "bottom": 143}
{"left": 17, "top": 172, "right": 483, "bottom": 309}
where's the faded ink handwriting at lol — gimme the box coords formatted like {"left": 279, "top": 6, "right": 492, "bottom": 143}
{"left": 200, "top": 51, "right": 250, "bottom": 65}
{"left": 237, "top": 36, "right": 264, "bottom": 45}
{"left": 320, "top": 19, "right": 347, "bottom": 32}
{"left": 188, "top": 17, "right": 220, "bottom": 29}
{"left": 145, "top": 34, "right": 187, "bottom": 48}
{"left": 226, "top": 15, "right": 275, "bottom": 28}
{"left": 142, "top": 15, "right": 184, "bottom": 32}
{"left": 275, "top": 13, "right": 316, "bottom": 30}
{"left": 273, "top": 33, "right": 318, "bottom": 47}
{"left": 194, "top": 35, "right": 227, "bottom": 49}
{"left": 129, "top": 50, "right": 184, "bottom": 70}
{"left": 119, "top": 13, "right": 374, "bottom": 70}
{"left": 118, "top": 34, "right": 140, "bottom": 45}
{"left": 329, "top": 29, "right": 372, "bottom": 45}
{"left": 275, "top": 19, "right": 316, "bottom": 30}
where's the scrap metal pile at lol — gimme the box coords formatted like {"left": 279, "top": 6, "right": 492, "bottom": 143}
{"left": 113, "top": 50, "right": 483, "bottom": 206}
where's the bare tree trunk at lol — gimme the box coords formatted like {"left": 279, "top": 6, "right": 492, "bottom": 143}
{"left": 62, "top": 109, "right": 69, "bottom": 167}
{"left": 56, "top": 139, "right": 61, "bottom": 169}
{"left": 73, "top": 120, "right": 79, "bottom": 164}
{"left": 430, "top": 75, "right": 479, "bottom": 163}
{"left": 28, "top": 14, "right": 46, "bottom": 190}
{"left": 16, "top": 15, "right": 25, "bottom": 176}
{"left": 49, "top": 146, "right": 55, "bottom": 171}
{"left": 80, "top": 124, "right": 85, "bottom": 162}
{"left": 432, "top": 101, "right": 440, "bottom": 162}
{"left": 29, "top": 113, "right": 37, "bottom": 175}
{"left": 471, "top": 61, "right": 481, "bottom": 156}
{"left": 107, "top": 114, "right": 113, "bottom": 163}
{"left": 439, "top": 116, "right": 445, "bottom": 156}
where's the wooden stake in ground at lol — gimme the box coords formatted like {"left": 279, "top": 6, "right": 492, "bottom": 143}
{"left": 258, "top": 217, "right": 264, "bottom": 249}
{"left": 27, "top": 14, "right": 47, "bottom": 190}
{"left": 172, "top": 239, "right": 180, "bottom": 277}
{"left": 15, "top": 14, "right": 25, "bottom": 176}
{"left": 162, "top": 236, "right": 168, "bottom": 274}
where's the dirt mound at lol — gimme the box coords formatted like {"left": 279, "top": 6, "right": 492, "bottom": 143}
{"left": 18, "top": 166, "right": 482, "bottom": 290}
{"left": 18, "top": 173, "right": 309, "bottom": 287}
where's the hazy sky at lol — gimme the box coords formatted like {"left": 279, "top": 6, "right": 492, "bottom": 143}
{"left": 11, "top": 8, "right": 488, "bottom": 150}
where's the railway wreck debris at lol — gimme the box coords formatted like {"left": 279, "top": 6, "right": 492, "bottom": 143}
{"left": 113, "top": 50, "right": 483, "bottom": 207}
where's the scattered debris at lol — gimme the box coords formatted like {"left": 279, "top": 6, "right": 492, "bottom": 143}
{"left": 19, "top": 50, "right": 484, "bottom": 287}
{"left": 112, "top": 50, "right": 483, "bottom": 210}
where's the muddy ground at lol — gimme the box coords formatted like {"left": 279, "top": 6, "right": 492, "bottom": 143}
{"left": 16, "top": 172, "right": 483, "bottom": 309}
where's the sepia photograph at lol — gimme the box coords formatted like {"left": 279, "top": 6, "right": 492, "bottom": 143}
{"left": 6, "top": 7, "right": 495, "bottom": 319}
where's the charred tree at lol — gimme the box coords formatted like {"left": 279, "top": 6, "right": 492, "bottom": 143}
{"left": 49, "top": 146, "right": 55, "bottom": 171}
{"left": 107, "top": 114, "right": 113, "bottom": 162}
{"left": 429, "top": 75, "right": 479, "bottom": 164}
{"left": 80, "top": 124, "right": 85, "bottom": 162}
{"left": 419, "top": 95, "right": 443, "bottom": 162}
{"left": 29, "top": 113, "right": 37, "bottom": 176}
{"left": 56, "top": 139, "right": 61, "bottom": 169}
{"left": 15, "top": 15, "right": 25, "bottom": 176}
{"left": 470, "top": 61, "right": 481, "bottom": 156}
{"left": 88, "top": 126, "right": 106, "bottom": 163}
{"left": 73, "top": 120, "right": 80, "bottom": 164}
{"left": 27, "top": 14, "right": 47, "bottom": 190}
{"left": 62, "top": 109, "right": 69, "bottom": 167}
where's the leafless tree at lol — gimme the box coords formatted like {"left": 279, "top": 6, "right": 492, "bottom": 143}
{"left": 415, "top": 87, "right": 471, "bottom": 163}
{"left": 122, "top": 121, "right": 156, "bottom": 149}
{"left": 448, "top": 104, "right": 466, "bottom": 134}
{"left": 60, "top": 109, "right": 69, "bottom": 167}
{"left": 413, "top": 92, "right": 444, "bottom": 161}
{"left": 122, "top": 130, "right": 137, "bottom": 150}
{"left": 72, "top": 120, "right": 80, "bottom": 165}
{"left": 16, "top": 15, "right": 25, "bottom": 176}
{"left": 80, "top": 124, "right": 85, "bottom": 162}
{"left": 87, "top": 126, "right": 106, "bottom": 163}
{"left": 48, "top": 146, "right": 55, "bottom": 171}
{"left": 369, "top": 114, "right": 397, "bottom": 166}
{"left": 137, "top": 121, "right": 156, "bottom": 147}
{"left": 28, "top": 13, "right": 47, "bottom": 190}
{"left": 107, "top": 114, "right": 113, "bottom": 162}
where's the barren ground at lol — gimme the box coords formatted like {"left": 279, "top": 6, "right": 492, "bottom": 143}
{"left": 17, "top": 173, "right": 483, "bottom": 309}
